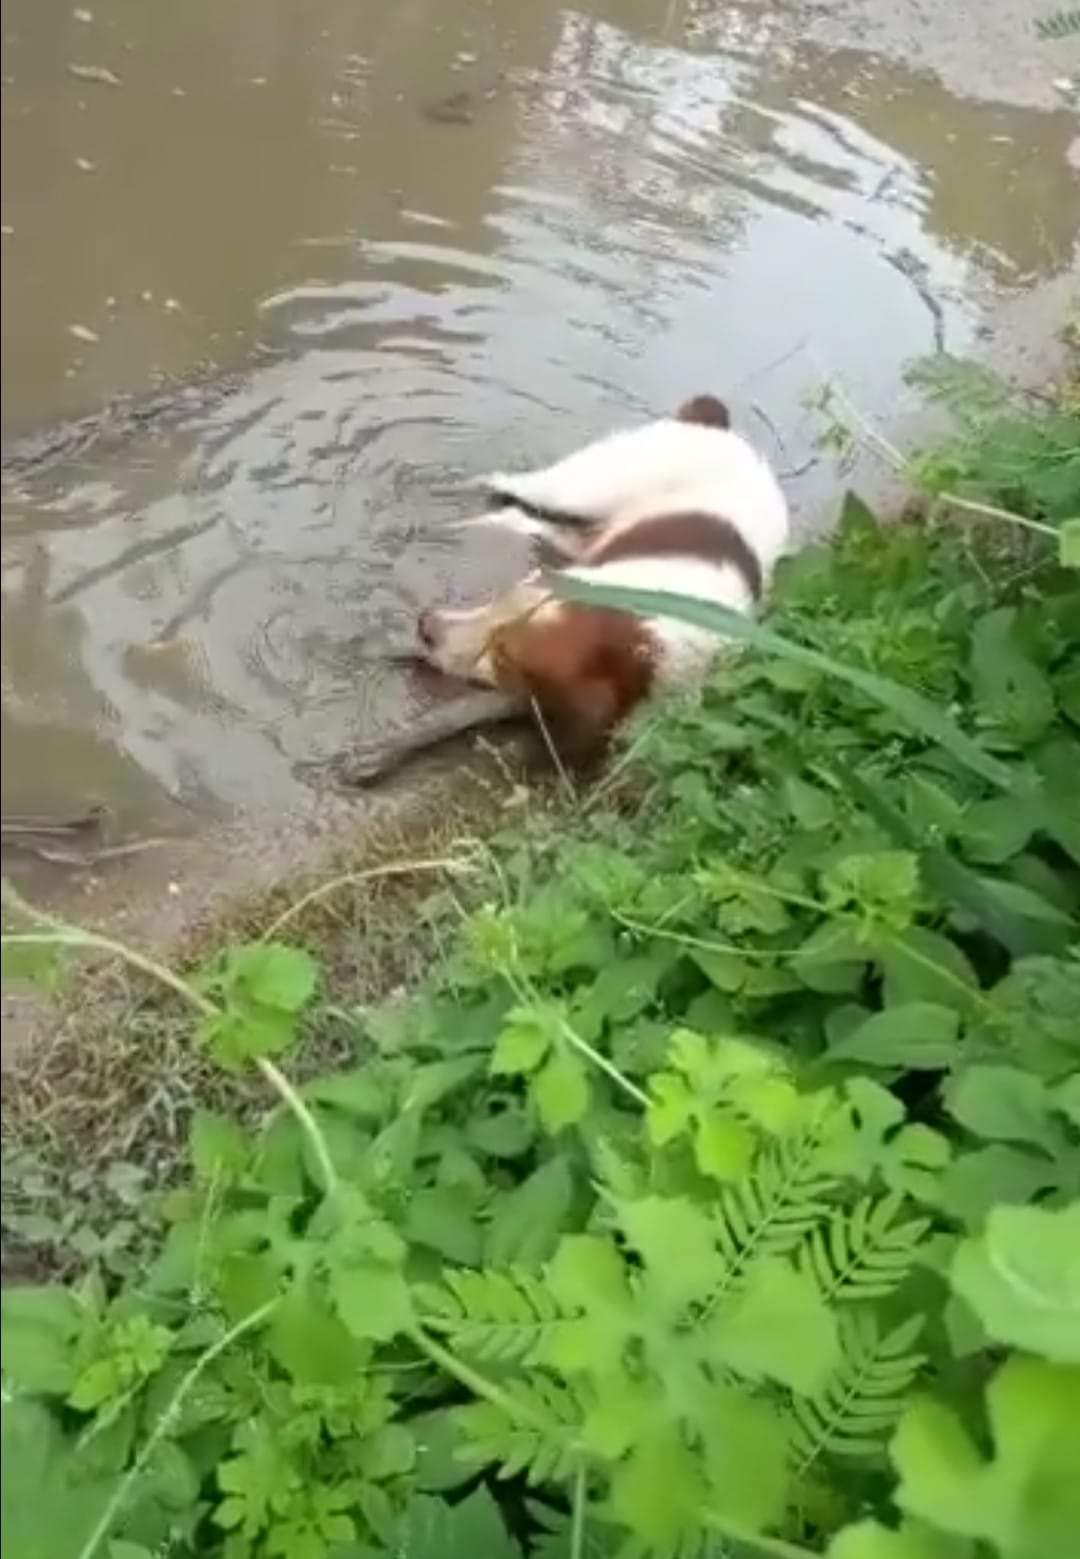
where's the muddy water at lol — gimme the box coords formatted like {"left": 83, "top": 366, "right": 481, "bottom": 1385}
{"left": 2, "top": 0, "right": 1078, "bottom": 836}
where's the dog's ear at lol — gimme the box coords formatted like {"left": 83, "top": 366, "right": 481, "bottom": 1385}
{"left": 489, "top": 610, "right": 625, "bottom": 765}
{"left": 675, "top": 394, "right": 730, "bottom": 430}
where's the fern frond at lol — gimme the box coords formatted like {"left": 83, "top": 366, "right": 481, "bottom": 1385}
{"left": 799, "top": 1194, "right": 930, "bottom": 1302}
{"left": 787, "top": 1311, "right": 926, "bottom": 1477}
{"left": 416, "top": 1267, "right": 567, "bottom": 1363}
{"left": 1036, "top": 9, "right": 1080, "bottom": 39}
{"left": 453, "top": 1370, "right": 585, "bottom": 1483}
{"left": 710, "top": 1103, "right": 843, "bottom": 1296}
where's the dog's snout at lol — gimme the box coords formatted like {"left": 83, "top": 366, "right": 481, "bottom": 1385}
{"left": 417, "top": 609, "right": 439, "bottom": 651}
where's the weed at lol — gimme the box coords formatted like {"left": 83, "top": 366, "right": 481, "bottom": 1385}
{"left": 2, "top": 387, "right": 1079, "bottom": 1559}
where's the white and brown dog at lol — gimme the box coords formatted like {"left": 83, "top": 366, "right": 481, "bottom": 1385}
{"left": 341, "top": 396, "right": 789, "bottom": 783}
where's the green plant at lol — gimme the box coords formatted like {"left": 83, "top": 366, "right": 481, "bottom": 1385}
{"left": 3, "top": 461, "right": 1079, "bottom": 1557}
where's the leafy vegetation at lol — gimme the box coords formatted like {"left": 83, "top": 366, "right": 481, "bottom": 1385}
{"left": 2, "top": 375, "right": 1079, "bottom": 1559}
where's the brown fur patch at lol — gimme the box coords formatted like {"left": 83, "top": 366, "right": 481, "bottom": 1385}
{"left": 489, "top": 602, "right": 655, "bottom": 762}
{"left": 582, "top": 509, "right": 762, "bottom": 599}
{"left": 676, "top": 394, "right": 730, "bottom": 430}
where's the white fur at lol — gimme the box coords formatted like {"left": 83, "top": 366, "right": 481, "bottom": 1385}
{"left": 484, "top": 418, "right": 789, "bottom": 580}
{"left": 567, "top": 554, "right": 754, "bottom": 691}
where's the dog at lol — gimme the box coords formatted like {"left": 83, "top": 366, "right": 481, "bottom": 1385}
{"left": 339, "top": 395, "right": 789, "bottom": 784}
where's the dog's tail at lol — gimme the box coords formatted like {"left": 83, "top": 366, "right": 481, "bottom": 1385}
{"left": 451, "top": 477, "right": 596, "bottom": 562}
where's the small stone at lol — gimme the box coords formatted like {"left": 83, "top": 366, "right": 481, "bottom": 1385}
{"left": 68, "top": 323, "right": 99, "bottom": 343}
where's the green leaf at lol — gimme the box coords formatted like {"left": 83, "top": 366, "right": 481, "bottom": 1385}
{"left": 302, "top": 1068, "right": 388, "bottom": 1119}
{"left": 695, "top": 1111, "right": 756, "bottom": 1180}
{"left": 828, "top": 1002, "right": 961, "bottom": 1068}
{"left": 1062, "top": 518, "right": 1080, "bottom": 569}
{"left": 531, "top": 1050, "right": 590, "bottom": 1134}
{"left": 617, "top": 1195, "right": 722, "bottom": 1312}
{"left": 196, "top": 942, "right": 318, "bottom": 1069}
{"left": 485, "top": 1155, "right": 576, "bottom": 1267}
{"left": 546, "top": 1233, "right": 634, "bottom": 1376}
{"left": 711, "top": 1258, "right": 840, "bottom": 1394}
{"left": 330, "top": 1262, "right": 414, "bottom": 1342}
{"left": 970, "top": 606, "right": 1056, "bottom": 746}
{"left": 940, "top": 1145, "right": 1064, "bottom": 1227}
{"left": 189, "top": 1109, "right": 250, "bottom": 1183}
{"left": 944, "top": 1066, "right": 1058, "bottom": 1149}
{"left": 647, "top": 1072, "right": 696, "bottom": 1146}
{"left": 829, "top": 1518, "right": 973, "bottom": 1557}
{"left": 267, "top": 1280, "right": 367, "bottom": 1383}
{"left": 608, "top": 1423, "right": 707, "bottom": 1550}
{"left": 880, "top": 928, "right": 979, "bottom": 1012}
{"left": 950, "top": 1203, "right": 1080, "bottom": 1362}
{"left": 892, "top": 1357, "right": 1080, "bottom": 1557}
{"left": 491, "top": 1004, "right": 557, "bottom": 1076}
{"left": 375, "top": 1489, "right": 519, "bottom": 1559}
{"left": 0, "top": 1286, "right": 81, "bottom": 1395}
{"left": 1, "top": 1399, "right": 121, "bottom": 1559}
{"left": 701, "top": 1385, "right": 791, "bottom": 1532}
{"left": 406, "top": 1187, "right": 483, "bottom": 1266}
{"left": 793, "top": 923, "right": 868, "bottom": 993}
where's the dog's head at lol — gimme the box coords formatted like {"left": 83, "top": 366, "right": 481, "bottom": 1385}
{"left": 416, "top": 573, "right": 551, "bottom": 685}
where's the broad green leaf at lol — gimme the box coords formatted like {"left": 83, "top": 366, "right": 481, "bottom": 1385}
{"left": 0, "top": 1285, "right": 81, "bottom": 1395}
{"left": 647, "top": 1072, "right": 696, "bottom": 1146}
{"left": 189, "top": 1110, "right": 249, "bottom": 1183}
{"left": 1, "top": 1399, "right": 121, "bottom": 1559}
{"left": 828, "top": 1002, "right": 961, "bottom": 1068}
{"left": 700, "top": 1386, "right": 790, "bottom": 1533}
{"left": 546, "top": 1234, "right": 633, "bottom": 1375}
{"left": 1061, "top": 518, "right": 1080, "bottom": 569}
{"left": 694, "top": 1111, "right": 755, "bottom": 1180}
{"left": 711, "top": 1259, "right": 840, "bottom": 1394}
{"left": 302, "top": 1068, "right": 388, "bottom": 1119}
{"left": 960, "top": 796, "right": 1038, "bottom": 865}
{"left": 971, "top": 874, "right": 1074, "bottom": 929}
{"left": 793, "top": 922, "right": 868, "bottom": 993}
{"left": 330, "top": 1262, "right": 414, "bottom": 1342}
{"left": 617, "top": 1195, "right": 722, "bottom": 1312}
{"left": 892, "top": 1357, "right": 1080, "bottom": 1556}
{"left": 944, "top": 1066, "right": 1058, "bottom": 1148}
{"left": 829, "top": 1518, "right": 973, "bottom": 1557}
{"left": 371, "top": 1489, "right": 519, "bottom": 1559}
{"left": 879, "top": 930, "right": 978, "bottom": 1014}
{"left": 405, "top": 1187, "right": 483, "bottom": 1266}
{"left": 531, "top": 1049, "right": 590, "bottom": 1134}
{"left": 1055, "top": 1074, "right": 1080, "bottom": 1129}
{"left": 485, "top": 1154, "right": 575, "bottom": 1267}
{"left": 940, "top": 1145, "right": 1063, "bottom": 1228}
{"left": 408, "top": 1411, "right": 476, "bottom": 1492}
{"left": 950, "top": 1203, "right": 1080, "bottom": 1361}
{"left": 691, "top": 947, "right": 746, "bottom": 993}
{"left": 608, "top": 1423, "right": 707, "bottom": 1550}
{"left": 970, "top": 606, "right": 1056, "bottom": 746}
{"left": 490, "top": 1004, "right": 557, "bottom": 1076}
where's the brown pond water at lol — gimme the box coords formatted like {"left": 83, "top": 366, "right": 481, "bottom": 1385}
{"left": 2, "top": 0, "right": 1079, "bottom": 845}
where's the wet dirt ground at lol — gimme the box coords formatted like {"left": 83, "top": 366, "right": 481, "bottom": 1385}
{"left": 2, "top": 0, "right": 1078, "bottom": 952}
